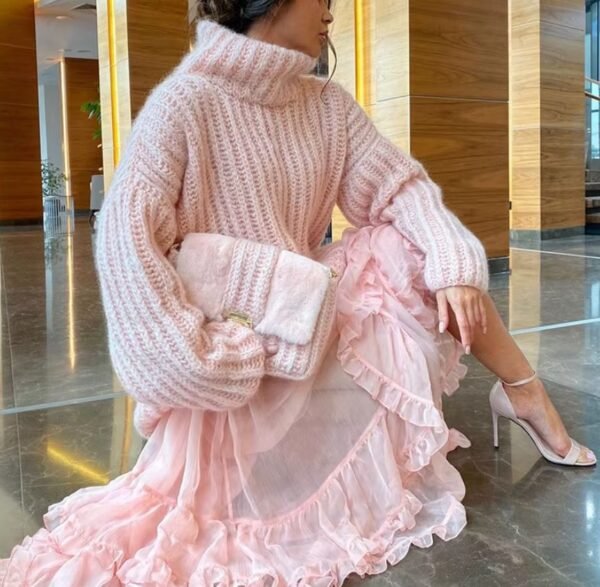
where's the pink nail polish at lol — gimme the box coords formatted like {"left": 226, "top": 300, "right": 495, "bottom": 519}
{"left": 465, "top": 345, "right": 471, "bottom": 355}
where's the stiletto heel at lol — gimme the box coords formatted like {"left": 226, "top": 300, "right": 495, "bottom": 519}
{"left": 488, "top": 373, "right": 596, "bottom": 467}
{"left": 492, "top": 409, "right": 499, "bottom": 449}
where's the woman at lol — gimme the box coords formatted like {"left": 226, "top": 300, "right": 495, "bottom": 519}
{"left": 1, "top": 0, "right": 595, "bottom": 584}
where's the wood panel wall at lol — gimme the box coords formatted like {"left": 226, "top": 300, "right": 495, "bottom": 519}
{"left": 64, "top": 58, "right": 103, "bottom": 212}
{"left": 0, "top": 0, "right": 42, "bottom": 223}
{"left": 127, "top": 0, "right": 189, "bottom": 118}
{"left": 511, "top": 0, "right": 585, "bottom": 235}
{"left": 331, "top": 0, "right": 510, "bottom": 259}
{"left": 97, "top": 0, "right": 189, "bottom": 187}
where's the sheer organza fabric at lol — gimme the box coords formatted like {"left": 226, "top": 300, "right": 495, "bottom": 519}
{"left": 1, "top": 225, "right": 470, "bottom": 586}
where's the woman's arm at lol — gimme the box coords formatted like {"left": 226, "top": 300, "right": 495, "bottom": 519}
{"left": 335, "top": 86, "right": 489, "bottom": 294}
{"left": 96, "top": 80, "right": 268, "bottom": 411}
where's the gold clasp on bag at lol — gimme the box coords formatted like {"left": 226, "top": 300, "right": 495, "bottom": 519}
{"left": 225, "top": 310, "right": 253, "bottom": 329}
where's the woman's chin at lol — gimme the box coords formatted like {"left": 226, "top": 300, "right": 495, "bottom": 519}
{"left": 305, "top": 43, "right": 323, "bottom": 60}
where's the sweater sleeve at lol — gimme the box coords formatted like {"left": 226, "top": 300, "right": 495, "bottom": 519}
{"left": 336, "top": 87, "right": 489, "bottom": 293}
{"left": 95, "top": 81, "right": 268, "bottom": 411}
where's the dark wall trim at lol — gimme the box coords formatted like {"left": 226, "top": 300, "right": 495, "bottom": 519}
{"left": 510, "top": 226, "right": 585, "bottom": 245}
{"left": 489, "top": 256, "right": 510, "bottom": 275}
{"left": 0, "top": 218, "right": 43, "bottom": 230}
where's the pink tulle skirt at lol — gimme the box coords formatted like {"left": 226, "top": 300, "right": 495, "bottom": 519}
{"left": 1, "top": 225, "right": 470, "bottom": 586}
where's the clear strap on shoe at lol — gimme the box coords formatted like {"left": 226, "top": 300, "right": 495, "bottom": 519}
{"left": 501, "top": 371, "right": 537, "bottom": 387}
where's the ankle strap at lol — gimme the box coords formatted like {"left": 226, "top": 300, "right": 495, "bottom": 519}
{"left": 501, "top": 371, "right": 537, "bottom": 387}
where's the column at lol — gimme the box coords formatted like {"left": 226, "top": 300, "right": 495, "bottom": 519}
{"left": 0, "top": 0, "right": 42, "bottom": 224}
{"left": 510, "top": 0, "right": 585, "bottom": 241}
{"left": 96, "top": 0, "right": 190, "bottom": 186}
{"left": 63, "top": 58, "right": 103, "bottom": 212}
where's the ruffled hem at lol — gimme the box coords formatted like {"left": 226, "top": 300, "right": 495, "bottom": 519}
{"left": 336, "top": 225, "right": 470, "bottom": 473}
{"left": 2, "top": 410, "right": 466, "bottom": 586}
{"left": 338, "top": 348, "right": 469, "bottom": 472}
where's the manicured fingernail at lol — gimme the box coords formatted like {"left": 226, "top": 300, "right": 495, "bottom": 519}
{"left": 439, "top": 323, "right": 445, "bottom": 333}
{"left": 465, "top": 345, "right": 471, "bottom": 355}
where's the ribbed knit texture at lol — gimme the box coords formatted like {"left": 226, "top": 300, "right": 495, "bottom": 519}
{"left": 96, "top": 20, "right": 488, "bottom": 417}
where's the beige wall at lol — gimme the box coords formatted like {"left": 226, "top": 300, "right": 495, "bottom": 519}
{"left": 0, "top": 0, "right": 42, "bottom": 223}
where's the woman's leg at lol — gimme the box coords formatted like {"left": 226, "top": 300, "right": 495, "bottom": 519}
{"left": 446, "top": 293, "right": 595, "bottom": 464}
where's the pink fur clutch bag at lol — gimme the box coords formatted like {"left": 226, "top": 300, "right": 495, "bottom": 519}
{"left": 174, "top": 233, "right": 338, "bottom": 380}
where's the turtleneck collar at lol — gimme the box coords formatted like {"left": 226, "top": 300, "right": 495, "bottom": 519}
{"left": 181, "top": 20, "right": 318, "bottom": 107}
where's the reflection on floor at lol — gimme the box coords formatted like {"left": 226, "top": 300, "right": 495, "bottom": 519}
{"left": 1, "top": 223, "right": 600, "bottom": 585}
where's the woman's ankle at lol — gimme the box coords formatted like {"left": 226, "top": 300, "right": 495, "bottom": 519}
{"left": 502, "top": 379, "right": 546, "bottom": 416}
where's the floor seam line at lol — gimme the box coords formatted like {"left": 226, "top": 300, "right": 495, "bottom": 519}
{"left": 511, "top": 247, "right": 600, "bottom": 260}
{"left": 0, "top": 392, "right": 127, "bottom": 416}
{"left": 510, "top": 317, "right": 600, "bottom": 336}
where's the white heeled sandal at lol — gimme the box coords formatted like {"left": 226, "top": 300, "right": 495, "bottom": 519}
{"left": 489, "top": 373, "right": 596, "bottom": 467}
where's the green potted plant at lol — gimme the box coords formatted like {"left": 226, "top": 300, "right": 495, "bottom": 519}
{"left": 81, "top": 99, "right": 102, "bottom": 144}
{"left": 41, "top": 160, "right": 66, "bottom": 199}
{"left": 41, "top": 160, "right": 73, "bottom": 234}
{"left": 81, "top": 98, "right": 104, "bottom": 228}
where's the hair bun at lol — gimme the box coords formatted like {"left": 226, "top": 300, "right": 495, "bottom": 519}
{"left": 196, "top": 0, "right": 243, "bottom": 25}
{"left": 196, "top": 0, "right": 281, "bottom": 34}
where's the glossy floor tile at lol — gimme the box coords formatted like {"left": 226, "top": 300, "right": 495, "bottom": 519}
{"left": 1, "top": 225, "right": 600, "bottom": 585}
{"left": 513, "top": 323, "right": 600, "bottom": 399}
{"left": 0, "top": 395, "right": 143, "bottom": 559}
{"left": 490, "top": 249, "right": 600, "bottom": 332}
{"left": 0, "top": 225, "right": 121, "bottom": 411}
{"left": 350, "top": 377, "right": 600, "bottom": 586}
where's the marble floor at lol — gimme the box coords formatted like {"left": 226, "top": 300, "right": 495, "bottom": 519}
{"left": 1, "top": 223, "right": 600, "bottom": 586}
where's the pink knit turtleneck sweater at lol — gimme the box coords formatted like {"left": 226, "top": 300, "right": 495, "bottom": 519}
{"left": 96, "top": 21, "right": 488, "bottom": 420}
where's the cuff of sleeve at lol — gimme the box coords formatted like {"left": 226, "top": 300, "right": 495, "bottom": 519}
{"left": 424, "top": 236, "right": 490, "bottom": 292}
{"left": 382, "top": 176, "right": 490, "bottom": 293}
{"left": 133, "top": 402, "right": 170, "bottom": 439}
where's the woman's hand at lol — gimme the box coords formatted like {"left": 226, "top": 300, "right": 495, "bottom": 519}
{"left": 436, "top": 286, "right": 487, "bottom": 354}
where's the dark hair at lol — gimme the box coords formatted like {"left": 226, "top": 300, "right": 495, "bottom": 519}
{"left": 196, "top": 0, "right": 285, "bottom": 34}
